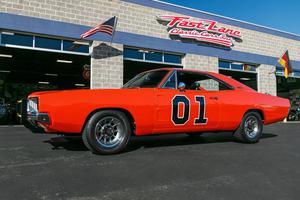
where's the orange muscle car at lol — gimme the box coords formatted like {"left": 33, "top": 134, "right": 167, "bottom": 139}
{"left": 24, "top": 68, "right": 290, "bottom": 154}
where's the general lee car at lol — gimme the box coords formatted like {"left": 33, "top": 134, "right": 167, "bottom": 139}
{"left": 25, "top": 68, "right": 290, "bottom": 154}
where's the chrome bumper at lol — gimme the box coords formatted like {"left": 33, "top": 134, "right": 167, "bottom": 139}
{"left": 25, "top": 112, "right": 50, "bottom": 133}
{"left": 21, "top": 99, "right": 49, "bottom": 134}
{"left": 27, "top": 113, "right": 50, "bottom": 125}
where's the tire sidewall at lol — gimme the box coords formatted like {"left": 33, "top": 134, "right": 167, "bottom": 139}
{"left": 85, "top": 110, "right": 131, "bottom": 154}
{"left": 240, "top": 112, "right": 263, "bottom": 143}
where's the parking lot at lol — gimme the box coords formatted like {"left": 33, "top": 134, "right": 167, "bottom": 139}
{"left": 0, "top": 123, "right": 300, "bottom": 200}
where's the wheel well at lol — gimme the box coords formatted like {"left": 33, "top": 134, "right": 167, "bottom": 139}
{"left": 245, "top": 109, "right": 264, "bottom": 121}
{"left": 81, "top": 108, "right": 136, "bottom": 135}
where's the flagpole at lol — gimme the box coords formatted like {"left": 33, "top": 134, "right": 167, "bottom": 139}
{"left": 109, "top": 16, "right": 118, "bottom": 46}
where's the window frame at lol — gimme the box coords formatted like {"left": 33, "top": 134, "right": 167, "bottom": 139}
{"left": 219, "top": 60, "right": 258, "bottom": 73}
{"left": 161, "top": 70, "right": 235, "bottom": 91}
{"left": 123, "top": 47, "right": 183, "bottom": 66}
{"left": 0, "top": 31, "right": 90, "bottom": 56}
{"left": 122, "top": 69, "right": 170, "bottom": 89}
{"left": 161, "top": 70, "right": 178, "bottom": 89}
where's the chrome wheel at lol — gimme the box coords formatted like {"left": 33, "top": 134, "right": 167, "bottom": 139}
{"left": 95, "top": 116, "right": 125, "bottom": 148}
{"left": 244, "top": 116, "right": 259, "bottom": 139}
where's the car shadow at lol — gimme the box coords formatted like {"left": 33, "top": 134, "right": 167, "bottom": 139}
{"left": 43, "top": 132, "right": 278, "bottom": 153}
{"left": 43, "top": 137, "right": 89, "bottom": 151}
{"left": 126, "top": 132, "right": 277, "bottom": 152}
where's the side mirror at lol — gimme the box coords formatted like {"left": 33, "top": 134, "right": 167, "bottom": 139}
{"left": 178, "top": 82, "right": 186, "bottom": 92}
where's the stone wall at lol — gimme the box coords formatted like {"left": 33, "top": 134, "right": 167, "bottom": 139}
{"left": 0, "top": 0, "right": 298, "bottom": 92}
{"left": 1, "top": 0, "right": 299, "bottom": 61}
{"left": 183, "top": 54, "right": 218, "bottom": 72}
{"left": 257, "top": 65, "right": 277, "bottom": 95}
{"left": 91, "top": 41, "right": 123, "bottom": 88}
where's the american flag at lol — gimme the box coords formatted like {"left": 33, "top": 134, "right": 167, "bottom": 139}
{"left": 80, "top": 16, "right": 117, "bottom": 39}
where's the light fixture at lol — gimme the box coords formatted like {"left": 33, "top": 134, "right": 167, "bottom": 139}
{"left": 57, "top": 59, "right": 73, "bottom": 64}
{"left": 1, "top": 31, "right": 14, "bottom": 35}
{"left": 38, "top": 81, "right": 50, "bottom": 84}
{"left": 231, "top": 62, "right": 242, "bottom": 65}
{"left": 0, "top": 70, "right": 10, "bottom": 73}
{"left": 75, "top": 84, "right": 85, "bottom": 87}
{"left": 240, "top": 78, "right": 251, "bottom": 81}
{"left": 0, "top": 54, "right": 13, "bottom": 58}
{"left": 73, "top": 41, "right": 90, "bottom": 45}
{"left": 45, "top": 73, "right": 58, "bottom": 76}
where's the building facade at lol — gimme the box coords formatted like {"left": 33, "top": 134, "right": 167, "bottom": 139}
{"left": 0, "top": 0, "right": 300, "bottom": 124}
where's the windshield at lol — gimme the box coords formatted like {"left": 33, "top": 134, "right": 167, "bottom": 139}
{"left": 123, "top": 70, "right": 169, "bottom": 88}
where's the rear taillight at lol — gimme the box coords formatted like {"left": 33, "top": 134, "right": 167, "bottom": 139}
{"left": 27, "top": 97, "right": 38, "bottom": 115}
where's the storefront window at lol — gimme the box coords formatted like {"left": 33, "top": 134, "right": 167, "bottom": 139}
{"left": 293, "top": 72, "right": 300, "bottom": 77}
{"left": 145, "top": 52, "right": 162, "bottom": 62}
{"left": 123, "top": 48, "right": 143, "bottom": 60}
{"left": 124, "top": 47, "right": 182, "bottom": 65}
{"left": 243, "top": 64, "right": 256, "bottom": 71}
{"left": 35, "top": 36, "right": 61, "bottom": 50}
{"left": 0, "top": 32, "right": 90, "bottom": 55}
{"left": 63, "top": 40, "right": 89, "bottom": 53}
{"left": 231, "top": 63, "right": 243, "bottom": 70}
{"left": 276, "top": 66, "right": 300, "bottom": 78}
{"left": 219, "top": 61, "right": 230, "bottom": 69}
{"left": 219, "top": 60, "right": 257, "bottom": 72}
{"left": 164, "top": 53, "right": 181, "bottom": 64}
{"left": 1, "top": 33, "right": 33, "bottom": 47}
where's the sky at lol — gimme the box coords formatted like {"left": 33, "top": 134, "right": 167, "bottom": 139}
{"left": 160, "top": 0, "right": 300, "bottom": 35}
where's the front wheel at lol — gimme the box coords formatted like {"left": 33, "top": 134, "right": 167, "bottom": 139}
{"left": 234, "top": 111, "right": 263, "bottom": 143}
{"left": 82, "top": 110, "right": 131, "bottom": 155}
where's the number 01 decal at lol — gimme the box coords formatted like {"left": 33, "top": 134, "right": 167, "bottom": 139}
{"left": 171, "top": 95, "right": 208, "bottom": 125}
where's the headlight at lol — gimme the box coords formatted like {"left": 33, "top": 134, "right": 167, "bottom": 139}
{"left": 27, "top": 97, "right": 38, "bottom": 115}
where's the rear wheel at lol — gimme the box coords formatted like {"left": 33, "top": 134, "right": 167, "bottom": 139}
{"left": 82, "top": 110, "right": 131, "bottom": 154}
{"left": 234, "top": 111, "right": 263, "bottom": 143}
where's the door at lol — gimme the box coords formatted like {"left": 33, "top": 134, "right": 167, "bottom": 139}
{"left": 153, "top": 70, "right": 231, "bottom": 133}
{"left": 154, "top": 89, "right": 220, "bottom": 133}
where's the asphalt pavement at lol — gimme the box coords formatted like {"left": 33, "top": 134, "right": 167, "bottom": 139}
{"left": 0, "top": 123, "right": 300, "bottom": 200}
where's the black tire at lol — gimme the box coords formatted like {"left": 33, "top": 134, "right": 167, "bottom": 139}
{"left": 82, "top": 110, "right": 131, "bottom": 155}
{"left": 233, "top": 111, "right": 263, "bottom": 143}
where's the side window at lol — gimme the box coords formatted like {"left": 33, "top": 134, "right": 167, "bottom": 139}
{"left": 163, "top": 72, "right": 176, "bottom": 89}
{"left": 196, "top": 79, "right": 220, "bottom": 91}
{"left": 177, "top": 71, "right": 231, "bottom": 91}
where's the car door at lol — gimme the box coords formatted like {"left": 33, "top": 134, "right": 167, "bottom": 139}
{"left": 153, "top": 70, "right": 222, "bottom": 133}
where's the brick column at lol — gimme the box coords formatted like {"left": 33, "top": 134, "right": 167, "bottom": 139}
{"left": 257, "top": 64, "right": 277, "bottom": 96}
{"left": 183, "top": 54, "right": 218, "bottom": 72}
{"left": 182, "top": 54, "right": 219, "bottom": 90}
{"left": 91, "top": 41, "right": 123, "bottom": 89}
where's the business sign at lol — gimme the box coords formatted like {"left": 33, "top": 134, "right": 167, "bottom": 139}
{"left": 157, "top": 16, "right": 242, "bottom": 47}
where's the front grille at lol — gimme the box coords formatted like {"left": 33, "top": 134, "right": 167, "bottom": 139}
{"left": 27, "top": 97, "right": 38, "bottom": 114}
